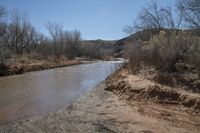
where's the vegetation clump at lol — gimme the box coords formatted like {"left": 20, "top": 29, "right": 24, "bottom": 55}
{"left": 125, "top": 0, "right": 200, "bottom": 76}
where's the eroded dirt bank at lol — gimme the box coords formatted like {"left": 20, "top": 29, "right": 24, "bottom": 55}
{"left": 106, "top": 67, "right": 200, "bottom": 114}
{"left": 1, "top": 81, "right": 200, "bottom": 133}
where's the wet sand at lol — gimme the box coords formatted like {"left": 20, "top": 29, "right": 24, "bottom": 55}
{"left": 1, "top": 81, "right": 200, "bottom": 133}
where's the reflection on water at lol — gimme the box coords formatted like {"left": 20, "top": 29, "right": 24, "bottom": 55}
{"left": 0, "top": 61, "right": 123, "bottom": 124}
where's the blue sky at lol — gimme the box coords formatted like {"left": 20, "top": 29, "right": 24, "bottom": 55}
{"left": 0, "top": 0, "right": 176, "bottom": 40}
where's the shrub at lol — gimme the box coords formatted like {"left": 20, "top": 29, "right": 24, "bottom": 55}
{"left": 0, "top": 46, "right": 11, "bottom": 65}
{"left": 125, "top": 40, "right": 145, "bottom": 73}
{"left": 150, "top": 31, "right": 189, "bottom": 72}
{"left": 127, "top": 31, "right": 189, "bottom": 73}
{"left": 187, "top": 36, "right": 200, "bottom": 75}
{"left": 80, "top": 44, "right": 104, "bottom": 59}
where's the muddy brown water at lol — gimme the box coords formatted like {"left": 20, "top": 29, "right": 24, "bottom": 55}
{"left": 0, "top": 61, "right": 123, "bottom": 124}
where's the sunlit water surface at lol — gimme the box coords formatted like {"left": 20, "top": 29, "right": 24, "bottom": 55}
{"left": 0, "top": 61, "right": 123, "bottom": 124}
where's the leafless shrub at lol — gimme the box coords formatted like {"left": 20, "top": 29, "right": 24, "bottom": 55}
{"left": 187, "top": 37, "right": 200, "bottom": 75}
{"left": 0, "top": 46, "right": 11, "bottom": 64}
{"left": 63, "top": 30, "right": 81, "bottom": 59}
{"left": 124, "top": 40, "right": 144, "bottom": 73}
{"left": 36, "top": 42, "right": 54, "bottom": 58}
{"left": 81, "top": 44, "right": 102, "bottom": 59}
{"left": 125, "top": 41, "right": 158, "bottom": 73}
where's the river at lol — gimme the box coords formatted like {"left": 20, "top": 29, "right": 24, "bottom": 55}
{"left": 0, "top": 61, "right": 123, "bottom": 124}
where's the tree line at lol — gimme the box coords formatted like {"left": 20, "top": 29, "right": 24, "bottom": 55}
{"left": 0, "top": 7, "right": 82, "bottom": 64}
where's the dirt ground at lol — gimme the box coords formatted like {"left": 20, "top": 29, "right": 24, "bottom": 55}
{"left": 1, "top": 81, "right": 200, "bottom": 133}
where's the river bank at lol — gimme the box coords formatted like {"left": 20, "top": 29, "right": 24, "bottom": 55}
{"left": 0, "top": 56, "right": 121, "bottom": 77}
{"left": 0, "top": 58, "right": 83, "bottom": 77}
{"left": 1, "top": 80, "right": 200, "bottom": 132}
{"left": 106, "top": 67, "right": 200, "bottom": 114}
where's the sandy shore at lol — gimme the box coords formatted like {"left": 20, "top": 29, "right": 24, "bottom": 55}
{"left": 1, "top": 81, "right": 200, "bottom": 133}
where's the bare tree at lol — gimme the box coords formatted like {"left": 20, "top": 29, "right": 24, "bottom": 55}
{"left": 177, "top": 0, "right": 200, "bottom": 29}
{"left": 161, "top": 7, "right": 183, "bottom": 30}
{"left": 0, "top": 6, "right": 11, "bottom": 64}
{"left": 46, "top": 22, "right": 82, "bottom": 59}
{"left": 3, "top": 9, "right": 38, "bottom": 55}
{"left": 24, "top": 31, "right": 42, "bottom": 54}
{"left": 123, "top": 24, "right": 135, "bottom": 35}
{"left": 123, "top": 0, "right": 165, "bottom": 36}
{"left": 63, "top": 29, "right": 81, "bottom": 58}
{"left": 0, "top": 6, "right": 6, "bottom": 37}
{"left": 123, "top": 0, "right": 184, "bottom": 36}
{"left": 46, "top": 22, "right": 64, "bottom": 58}
{"left": 35, "top": 36, "right": 55, "bottom": 57}
{"left": 138, "top": 0, "right": 165, "bottom": 30}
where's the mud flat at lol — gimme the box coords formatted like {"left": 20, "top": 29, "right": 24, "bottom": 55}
{"left": 1, "top": 78, "right": 200, "bottom": 132}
